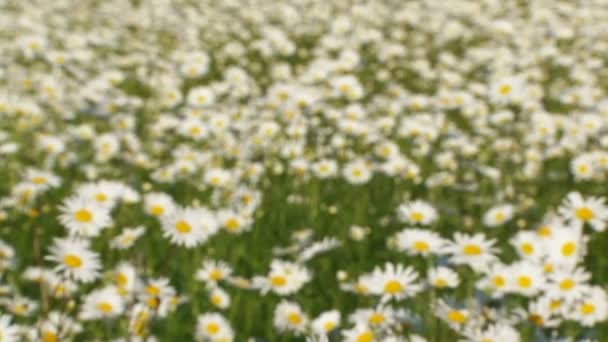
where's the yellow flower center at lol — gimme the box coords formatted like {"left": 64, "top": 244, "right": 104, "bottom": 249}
{"left": 529, "top": 314, "right": 543, "bottom": 326}
{"left": 517, "top": 276, "right": 532, "bottom": 289}
{"left": 97, "top": 302, "right": 113, "bottom": 313}
{"left": 463, "top": 244, "right": 482, "bottom": 255}
{"left": 383, "top": 280, "right": 403, "bottom": 294}
{"left": 147, "top": 297, "right": 159, "bottom": 309}
{"left": 270, "top": 275, "right": 287, "bottom": 287}
{"left": 447, "top": 310, "right": 467, "bottom": 324}
{"left": 368, "top": 312, "right": 385, "bottom": 325}
{"left": 492, "top": 275, "right": 505, "bottom": 288}
{"left": 189, "top": 126, "right": 201, "bottom": 135}
{"left": 224, "top": 218, "right": 240, "bottom": 231}
{"left": 410, "top": 211, "right": 424, "bottom": 222}
{"left": 559, "top": 279, "right": 575, "bottom": 291}
{"left": 146, "top": 285, "right": 160, "bottom": 296}
{"left": 206, "top": 322, "right": 219, "bottom": 335}
{"left": 356, "top": 331, "right": 374, "bottom": 342}
{"left": 550, "top": 300, "right": 562, "bottom": 311}
{"left": 150, "top": 205, "right": 164, "bottom": 216}
{"left": 521, "top": 243, "right": 534, "bottom": 255}
{"left": 561, "top": 242, "right": 576, "bottom": 256}
{"left": 287, "top": 312, "right": 302, "bottom": 325}
{"left": 63, "top": 254, "right": 82, "bottom": 268}
{"left": 499, "top": 84, "right": 512, "bottom": 95}
{"left": 323, "top": 321, "right": 336, "bottom": 331}
{"left": 210, "top": 294, "right": 222, "bottom": 306}
{"left": 175, "top": 220, "right": 192, "bottom": 234}
{"left": 42, "top": 331, "right": 57, "bottom": 342}
{"left": 209, "top": 269, "right": 223, "bottom": 281}
{"left": 494, "top": 212, "right": 505, "bottom": 222}
{"left": 580, "top": 303, "right": 595, "bottom": 315}
{"left": 95, "top": 193, "right": 107, "bottom": 202}
{"left": 575, "top": 207, "right": 594, "bottom": 221}
{"left": 413, "top": 241, "right": 429, "bottom": 252}
{"left": 117, "top": 273, "right": 128, "bottom": 287}
{"left": 32, "top": 176, "right": 47, "bottom": 184}
{"left": 74, "top": 209, "right": 93, "bottom": 223}
{"left": 434, "top": 279, "right": 448, "bottom": 288}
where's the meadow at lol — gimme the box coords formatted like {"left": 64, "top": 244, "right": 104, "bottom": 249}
{"left": 1, "top": 0, "right": 608, "bottom": 341}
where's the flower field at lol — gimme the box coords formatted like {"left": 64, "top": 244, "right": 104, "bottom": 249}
{"left": 2, "top": 0, "right": 608, "bottom": 341}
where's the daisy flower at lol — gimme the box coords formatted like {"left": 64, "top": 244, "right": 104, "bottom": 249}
{"left": 343, "top": 159, "right": 373, "bottom": 185}
{"left": 365, "top": 262, "right": 422, "bottom": 301}
{"left": 567, "top": 286, "right": 608, "bottom": 327}
{"left": 196, "top": 313, "right": 234, "bottom": 341}
{"left": 510, "top": 231, "right": 544, "bottom": 261}
{"left": 435, "top": 300, "right": 469, "bottom": 329}
{"left": 546, "top": 267, "right": 590, "bottom": 302}
{"left": 342, "top": 324, "right": 375, "bottom": 342}
{"left": 58, "top": 196, "right": 112, "bottom": 237}
{"left": 111, "top": 226, "right": 146, "bottom": 249}
{"left": 482, "top": 204, "right": 514, "bottom": 227}
{"left": 507, "top": 261, "right": 546, "bottom": 297}
{"left": 394, "top": 228, "right": 445, "bottom": 256}
{"left": 143, "top": 192, "right": 176, "bottom": 218}
{"left": 208, "top": 287, "right": 230, "bottom": 309}
{"left": 46, "top": 238, "right": 101, "bottom": 283}
{"left": 79, "top": 286, "right": 125, "bottom": 320}
{"left": 428, "top": 266, "right": 460, "bottom": 289}
{"left": 558, "top": 192, "right": 608, "bottom": 232}
{"left": 255, "top": 260, "right": 311, "bottom": 296}
{"left": 196, "top": 259, "right": 233, "bottom": 285}
{"left": 161, "top": 207, "right": 219, "bottom": 248}
{"left": 444, "top": 233, "right": 498, "bottom": 270}
{"left": 311, "top": 310, "right": 340, "bottom": 335}
{"left": 349, "top": 305, "right": 396, "bottom": 329}
{"left": 397, "top": 200, "right": 438, "bottom": 226}
{"left": 273, "top": 300, "right": 308, "bottom": 334}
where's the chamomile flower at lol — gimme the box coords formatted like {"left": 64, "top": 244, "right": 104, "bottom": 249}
{"left": 445, "top": 233, "right": 498, "bottom": 270}
{"left": 217, "top": 209, "right": 252, "bottom": 234}
{"left": 113, "top": 262, "right": 138, "bottom": 295}
{"left": 365, "top": 262, "right": 422, "bottom": 301}
{"left": 435, "top": 300, "right": 469, "bottom": 329}
{"left": 477, "top": 263, "right": 511, "bottom": 298}
{"left": 79, "top": 286, "right": 124, "bottom": 320}
{"left": 343, "top": 159, "right": 373, "bottom": 184}
{"left": 546, "top": 226, "right": 586, "bottom": 267}
{"left": 111, "top": 226, "right": 146, "bottom": 249}
{"left": 161, "top": 207, "right": 219, "bottom": 248}
{"left": 273, "top": 300, "right": 308, "bottom": 334}
{"left": 311, "top": 310, "right": 341, "bottom": 335}
{"left": 256, "top": 260, "right": 311, "bottom": 296}
{"left": 568, "top": 286, "right": 608, "bottom": 326}
{"left": 58, "top": 196, "right": 112, "bottom": 237}
{"left": 546, "top": 267, "right": 590, "bottom": 301}
{"left": 510, "top": 231, "right": 544, "bottom": 260}
{"left": 507, "top": 261, "right": 546, "bottom": 297}
{"left": 196, "top": 313, "right": 234, "bottom": 341}
{"left": 46, "top": 238, "right": 101, "bottom": 283}
{"left": 208, "top": 287, "right": 230, "bottom": 310}
{"left": 483, "top": 204, "right": 514, "bottom": 227}
{"left": 196, "top": 259, "right": 233, "bottom": 285}
{"left": 397, "top": 200, "right": 438, "bottom": 226}
{"left": 144, "top": 192, "right": 176, "bottom": 218}
{"left": 350, "top": 305, "right": 396, "bottom": 329}
{"left": 394, "top": 228, "right": 445, "bottom": 256}
{"left": 428, "top": 266, "right": 460, "bottom": 289}
{"left": 558, "top": 192, "right": 608, "bottom": 232}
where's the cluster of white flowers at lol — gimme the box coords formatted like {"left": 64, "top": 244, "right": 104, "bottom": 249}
{"left": 1, "top": 0, "right": 608, "bottom": 341}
